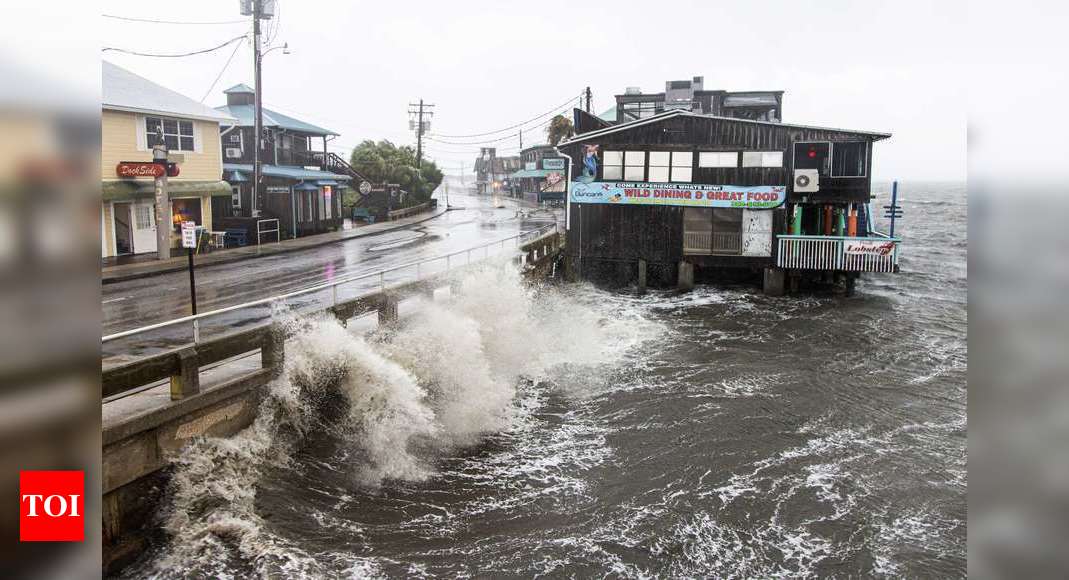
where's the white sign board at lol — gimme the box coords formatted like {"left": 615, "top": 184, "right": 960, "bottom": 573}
{"left": 181, "top": 221, "right": 197, "bottom": 249}
{"left": 844, "top": 240, "right": 895, "bottom": 256}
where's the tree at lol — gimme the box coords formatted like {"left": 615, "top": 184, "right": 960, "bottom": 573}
{"left": 347, "top": 140, "right": 443, "bottom": 209}
{"left": 546, "top": 115, "right": 575, "bottom": 146}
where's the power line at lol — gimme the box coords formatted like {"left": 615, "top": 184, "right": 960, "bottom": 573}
{"left": 102, "top": 14, "right": 247, "bottom": 25}
{"left": 200, "top": 38, "right": 244, "bottom": 102}
{"left": 429, "top": 93, "right": 581, "bottom": 138}
{"left": 426, "top": 111, "right": 563, "bottom": 147}
{"left": 102, "top": 35, "right": 247, "bottom": 58}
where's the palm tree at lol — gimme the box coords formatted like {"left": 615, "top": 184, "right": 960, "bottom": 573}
{"left": 546, "top": 115, "right": 575, "bottom": 146}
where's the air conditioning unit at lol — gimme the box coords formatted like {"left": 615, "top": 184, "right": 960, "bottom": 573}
{"left": 225, "top": 147, "right": 242, "bottom": 159}
{"left": 794, "top": 169, "right": 819, "bottom": 192}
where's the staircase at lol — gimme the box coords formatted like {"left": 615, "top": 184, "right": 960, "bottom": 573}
{"left": 311, "top": 152, "right": 371, "bottom": 206}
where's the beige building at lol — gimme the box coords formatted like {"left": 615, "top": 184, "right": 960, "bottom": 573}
{"left": 101, "top": 61, "right": 235, "bottom": 258}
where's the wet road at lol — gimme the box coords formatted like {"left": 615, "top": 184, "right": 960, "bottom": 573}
{"left": 102, "top": 191, "right": 560, "bottom": 362}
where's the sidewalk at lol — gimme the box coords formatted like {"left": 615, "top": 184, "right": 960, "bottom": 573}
{"left": 102, "top": 206, "right": 448, "bottom": 284}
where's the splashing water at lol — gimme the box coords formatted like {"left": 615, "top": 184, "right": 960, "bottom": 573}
{"left": 128, "top": 261, "right": 662, "bottom": 578}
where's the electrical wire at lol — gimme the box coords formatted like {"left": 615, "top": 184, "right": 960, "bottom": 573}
{"left": 429, "top": 93, "right": 581, "bottom": 138}
{"left": 200, "top": 38, "right": 244, "bottom": 102}
{"left": 426, "top": 111, "right": 565, "bottom": 146}
{"left": 102, "top": 14, "right": 247, "bottom": 25}
{"left": 102, "top": 35, "right": 248, "bottom": 58}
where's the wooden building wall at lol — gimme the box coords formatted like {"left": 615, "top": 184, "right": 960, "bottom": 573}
{"left": 562, "top": 114, "right": 883, "bottom": 285}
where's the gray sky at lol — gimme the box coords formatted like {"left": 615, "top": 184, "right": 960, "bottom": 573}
{"left": 27, "top": 1, "right": 968, "bottom": 180}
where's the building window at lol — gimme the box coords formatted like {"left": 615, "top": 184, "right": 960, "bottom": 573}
{"left": 624, "top": 151, "right": 645, "bottom": 181}
{"left": 228, "top": 132, "right": 241, "bottom": 143}
{"left": 231, "top": 186, "right": 241, "bottom": 209}
{"left": 602, "top": 150, "right": 623, "bottom": 180}
{"left": 832, "top": 142, "right": 867, "bottom": 177}
{"left": 742, "top": 151, "right": 783, "bottom": 168}
{"left": 671, "top": 151, "right": 693, "bottom": 182}
{"left": 699, "top": 151, "right": 738, "bottom": 168}
{"left": 621, "top": 101, "right": 658, "bottom": 120}
{"left": 145, "top": 116, "right": 195, "bottom": 151}
{"left": 649, "top": 151, "right": 693, "bottom": 182}
{"left": 648, "top": 151, "right": 670, "bottom": 182}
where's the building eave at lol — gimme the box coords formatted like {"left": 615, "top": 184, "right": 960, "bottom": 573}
{"left": 103, "top": 103, "right": 236, "bottom": 124}
{"left": 559, "top": 109, "right": 891, "bottom": 146}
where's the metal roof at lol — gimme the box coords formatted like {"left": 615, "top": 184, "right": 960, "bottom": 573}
{"left": 215, "top": 103, "right": 339, "bottom": 136}
{"left": 223, "top": 84, "right": 255, "bottom": 94}
{"left": 510, "top": 168, "right": 559, "bottom": 179}
{"left": 102, "top": 61, "right": 236, "bottom": 123}
{"left": 559, "top": 109, "right": 891, "bottom": 146}
{"left": 224, "top": 163, "right": 351, "bottom": 181}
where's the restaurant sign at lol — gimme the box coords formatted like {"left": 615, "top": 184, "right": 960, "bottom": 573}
{"left": 116, "top": 161, "right": 180, "bottom": 178}
{"left": 569, "top": 181, "right": 785, "bottom": 209}
{"left": 542, "top": 158, "right": 566, "bottom": 170}
{"left": 116, "top": 161, "right": 165, "bottom": 178}
{"left": 844, "top": 239, "right": 896, "bottom": 256}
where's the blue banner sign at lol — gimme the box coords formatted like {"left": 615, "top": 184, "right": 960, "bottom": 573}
{"left": 542, "top": 158, "right": 566, "bottom": 170}
{"left": 569, "top": 181, "right": 786, "bottom": 209}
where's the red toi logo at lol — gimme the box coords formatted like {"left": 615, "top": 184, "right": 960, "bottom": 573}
{"left": 20, "top": 471, "right": 84, "bottom": 542}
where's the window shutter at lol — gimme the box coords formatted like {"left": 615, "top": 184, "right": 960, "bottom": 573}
{"left": 135, "top": 115, "right": 147, "bottom": 151}
{"left": 193, "top": 121, "right": 203, "bottom": 153}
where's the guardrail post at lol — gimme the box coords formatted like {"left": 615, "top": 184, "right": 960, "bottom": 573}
{"left": 262, "top": 323, "right": 285, "bottom": 378}
{"left": 169, "top": 347, "right": 200, "bottom": 400}
{"left": 378, "top": 294, "right": 399, "bottom": 326}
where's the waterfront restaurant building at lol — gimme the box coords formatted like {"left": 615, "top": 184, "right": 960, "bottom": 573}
{"left": 510, "top": 144, "right": 567, "bottom": 204}
{"left": 101, "top": 61, "right": 234, "bottom": 259}
{"left": 213, "top": 84, "right": 355, "bottom": 240}
{"left": 558, "top": 104, "right": 895, "bottom": 295}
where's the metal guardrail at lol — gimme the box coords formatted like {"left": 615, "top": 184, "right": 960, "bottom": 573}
{"left": 102, "top": 223, "right": 559, "bottom": 347}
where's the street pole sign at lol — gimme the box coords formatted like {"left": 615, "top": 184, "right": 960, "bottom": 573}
{"left": 180, "top": 222, "right": 197, "bottom": 249}
{"left": 181, "top": 221, "right": 198, "bottom": 315}
{"left": 359, "top": 180, "right": 372, "bottom": 195}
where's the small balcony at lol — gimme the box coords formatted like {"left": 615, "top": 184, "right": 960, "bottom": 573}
{"left": 776, "top": 234, "right": 900, "bottom": 273}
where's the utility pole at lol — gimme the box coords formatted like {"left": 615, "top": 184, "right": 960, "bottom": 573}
{"left": 585, "top": 86, "right": 592, "bottom": 113}
{"left": 519, "top": 129, "right": 523, "bottom": 152}
{"left": 251, "top": 0, "right": 264, "bottom": 217}
{"left": 152, "top": 138, "right": 170, "bottom": 260}
{"left": 408, "top": 99, "right": 435, "bottom": 169}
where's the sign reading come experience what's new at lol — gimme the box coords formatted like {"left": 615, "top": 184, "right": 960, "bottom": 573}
{"left": 569, "top": 181, "right": 786, "bottom": 209}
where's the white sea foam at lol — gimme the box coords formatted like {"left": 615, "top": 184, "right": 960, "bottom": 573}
{"left": 134, "top": 260, "right": 661, "bottom": 578}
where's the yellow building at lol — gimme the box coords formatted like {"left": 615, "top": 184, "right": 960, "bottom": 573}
{"left": 101, "top": 61, "right": 235, "bottom": 258}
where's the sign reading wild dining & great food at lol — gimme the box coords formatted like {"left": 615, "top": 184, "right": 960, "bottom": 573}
{"left": 569, "top": 181, "right": 785, "bottom": 209}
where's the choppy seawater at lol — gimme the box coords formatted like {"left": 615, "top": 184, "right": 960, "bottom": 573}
{"left": 124, "top": 181, "right": 966, "bottom": 578}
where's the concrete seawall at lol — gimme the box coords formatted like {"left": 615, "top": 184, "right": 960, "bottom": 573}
{"left": 101, "top": 231, "right": 563, "bottom": 575}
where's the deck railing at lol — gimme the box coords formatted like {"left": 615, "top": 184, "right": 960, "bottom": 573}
{"left": 776, "top": 234, "right": 899, "bottom": 273}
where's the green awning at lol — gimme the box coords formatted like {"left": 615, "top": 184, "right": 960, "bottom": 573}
{"left": 510, "top": 168, "right": 559, "bottom": 179}
{"left": 103, "top": 180, "right": 233, "bottom": 201}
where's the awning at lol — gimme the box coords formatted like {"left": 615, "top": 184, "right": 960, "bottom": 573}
{"left": 293, "top": 182, "right": 319, "bottom": 191}
{"left": 316, "top": 180, "right": 339, "bottom": 186}
{"left": 510, "top": 168, "right": 560, "bottom": 179}
{"left": 102, "top": 179, "right": 232, "bottom": 201}
{"left": 226, "top": 170, "right": 248, "bottom": 182}
{"left": 223, "top": 163, "right": 351, "bottom": 181}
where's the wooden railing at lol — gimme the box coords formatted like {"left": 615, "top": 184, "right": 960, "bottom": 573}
{"left": 777, "top": 234, "right": 899, "bottom": 273}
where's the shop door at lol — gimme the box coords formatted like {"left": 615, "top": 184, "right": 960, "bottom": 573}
{"left": 131, "top": 200, "right": 157, "bottom": 254}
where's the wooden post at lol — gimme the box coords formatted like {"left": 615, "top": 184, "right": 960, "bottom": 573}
{"left": 637, "top": 259, "right": 647, "bottom": 295}
{"left": 763, "top": 267, "right": 785, "bottom": 297}
{"left": 169, "top": 347, "right": 200, "bottom": 400}
{"left": 677, "top": 261, "right": 694, "bottom": 292}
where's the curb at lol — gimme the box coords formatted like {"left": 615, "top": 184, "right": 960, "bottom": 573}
{"left": 102, "top": 207, "right": 449, "bottom": 285}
